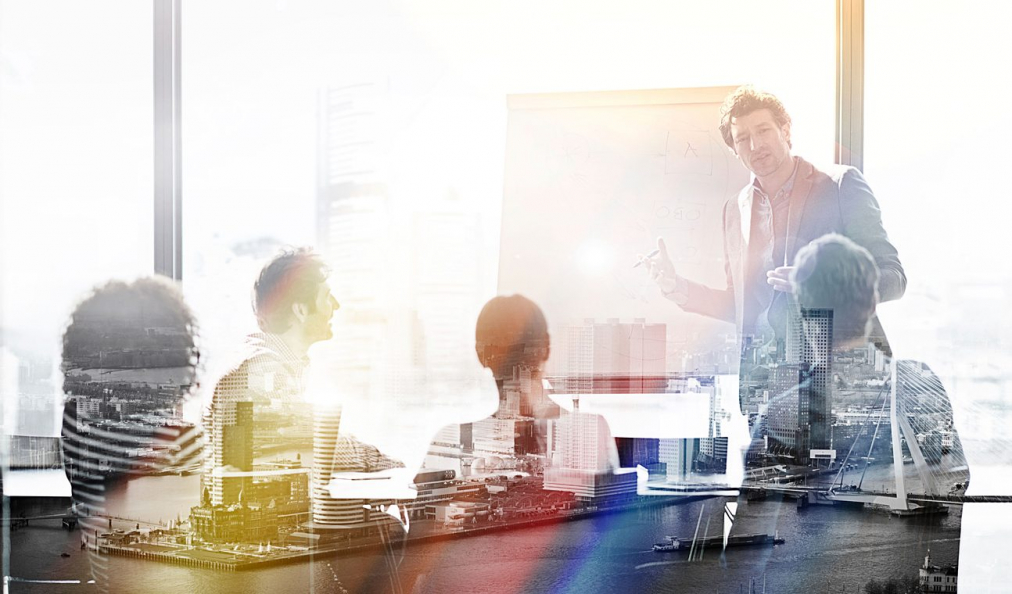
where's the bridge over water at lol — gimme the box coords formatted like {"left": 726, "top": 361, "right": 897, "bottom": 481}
{"left": 741, "top": 484, "right": 1012, "bottom": 511}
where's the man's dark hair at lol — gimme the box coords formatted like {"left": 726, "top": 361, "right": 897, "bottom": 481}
{"left": 791, "top": 234, "right": 880, "bottom": 341}
{"left": 475, "top": 294, "right": 550, "bottom": 380}
{"left": 718, "top": 85, "right": 793, "bottom": 150}
{"left": 253, "top": 247, "right": 329, "bottom": 334}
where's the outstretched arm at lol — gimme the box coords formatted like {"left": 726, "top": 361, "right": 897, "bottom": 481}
{"left": 641, "top": 204, "right": 736, "bottom": 325}
{"left": 334, "top": 435, "right": 405, "bottom": 472}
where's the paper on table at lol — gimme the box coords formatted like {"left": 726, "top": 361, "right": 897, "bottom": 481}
{"left": 327, "top": 467, "right": 418, "bottom": 500}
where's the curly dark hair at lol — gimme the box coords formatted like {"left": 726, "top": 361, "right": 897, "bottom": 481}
{"left": 62, "top": 276, "right": 199, "bottom": 384}
{"left": 718, "top": 85, "right": 792, "bottom": 150}
{"left": 253, "top": 247, "right": 329, "bottom": 333}
{"left": 61, "top": 277, "right": 200, "bottom": 493}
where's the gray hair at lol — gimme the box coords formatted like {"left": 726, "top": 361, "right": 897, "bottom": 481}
{"left": 791, "top": 234, "right": 880, "bottom": 339}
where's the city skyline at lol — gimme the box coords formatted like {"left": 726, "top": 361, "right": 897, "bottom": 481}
{"left": 4, "top": 3, "right": 1012, "bottom": 590}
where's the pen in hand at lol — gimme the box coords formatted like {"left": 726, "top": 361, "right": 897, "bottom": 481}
{"left": 632, "top": 249, "right": 660, "bottom": 269}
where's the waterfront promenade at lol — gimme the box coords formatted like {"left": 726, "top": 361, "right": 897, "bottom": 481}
{"left": 98, "top": 494, "right": 701, "bottom": 571}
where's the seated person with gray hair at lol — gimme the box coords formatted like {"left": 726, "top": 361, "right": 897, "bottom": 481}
{"left": 791, "top": 232, "right": 883, "bottom": 350}
{"left": 792, "top": 234, "right": 967, "bottom": 560}
{"left": 726, "top": 234, "right": 967, "bottom": 586}
{"left": 791, "top": 233, "right": 968, "bottom": 493}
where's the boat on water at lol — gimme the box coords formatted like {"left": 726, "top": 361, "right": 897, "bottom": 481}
{"left": 652, "top": 533, "right": 785, "bottom": 552}
{"left": 890, "top": 504, "right": 949, "bottom": 517}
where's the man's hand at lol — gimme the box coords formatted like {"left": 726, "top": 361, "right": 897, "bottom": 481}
{"left": 766, "top": 266, "right": 796, "bottom": 293}
{"left": 640, "top": 237, "right": 678, "bottom": 294}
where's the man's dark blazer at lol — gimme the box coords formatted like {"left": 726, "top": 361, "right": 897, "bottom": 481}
{"left": 677, "top": 157, "right": 905, "bottom": 348}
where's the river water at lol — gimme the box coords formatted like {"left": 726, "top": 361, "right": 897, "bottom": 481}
{"left": 5, "top": 466, "right": 962, "bottom": 594}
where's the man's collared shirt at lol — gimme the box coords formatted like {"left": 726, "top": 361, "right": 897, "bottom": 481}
{"left": 743, "top": 157, "right": 799, "bottom": 338}
{"left": 207, "top": 331, "right": 403, "bottom": 508}
{"left": 667, "top": 157, "right": 802, "bottom": 339}
{"left": 751, "top": 156, "right": 799, "bottom": 269}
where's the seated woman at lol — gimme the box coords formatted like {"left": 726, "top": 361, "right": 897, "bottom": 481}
{"left": 395, "top": 295, "right": 624, "bottom": 591}
{"left": 61, "top": 277, "right": 200, "bottom": 591}
{"left": 431, "top": 294, "right": 619, "bottom": 490}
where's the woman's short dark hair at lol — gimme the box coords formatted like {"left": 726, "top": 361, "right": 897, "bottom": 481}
{"left": 475, "top": 295, "right": 550, "bottom": 380}
{"left": 62, "top": 277, "right": 200, "bottom": 500}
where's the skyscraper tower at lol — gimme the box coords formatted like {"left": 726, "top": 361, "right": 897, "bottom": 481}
{"left": 410, "top": 196, "right": 483, "bottom": 388}
{"left": 316, "top": 82, "right": 387, "bottom": 285}
{"left": 554, "top": 318, "right": 667, "bottom": 393}
{"left": 659, "top": 437, "right": 698, "bottom": 481}
{"left": 310, "top": 407, "right": 396, "bottom": 534}
{"left": 549, "top": 398, "right": 614, "bottom": 472}
{"left": 772, "top": 306, "right": 833, "bottom": 461}
{"left": 205, "top": 396, "right": 254, "bottom": 506}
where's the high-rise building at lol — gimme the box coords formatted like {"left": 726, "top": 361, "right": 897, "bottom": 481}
{"left": 544, "top": 400, "right": 635, "bottom": 500}
{"left": 310, "top": 407, "right": 338, "bottom": 509}
{"left": 659, "top": 438, "right": 698, "bottom": 481}
{"left": 548, "top": 400, "right": 613, "bottom": 472}
{"left": 311, "top": 407, "right": 364, "bottom": 527}
{"left": 554, "top": 318, "right": 666, "bottom": 391}
{"left": 796, "top": 308, "right": 832, "bottom": 457}
{"left": 308, "top": 407, "right": 398, "bottom": 535}
{"left": 193, "top": 399, "right": 282, "bottom": 544}
{"left": 317, "top": 82, "right": 467, "bottom": 437}
{"left": 205, "top": 391, "right": 254, "bottom": 507}
{"left": 221, "top": 401, "right": 254, "bottom": 503}
{"left": 698, "top": 381, "right": 729, "bottom": 471}
{"left": 410, "top": 197, "right": 483, "bottom": 391}
{"left": 767, "top": 363, "right": 804, "bottom": 457}
{"left": 769, "top": 306, "right": 834, "bottom": 462}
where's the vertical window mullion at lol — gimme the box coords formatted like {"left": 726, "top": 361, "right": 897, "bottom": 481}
{"left": 154, "top": 0, "right": 182, "bottom": 280}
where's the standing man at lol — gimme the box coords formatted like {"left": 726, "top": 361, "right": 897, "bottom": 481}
{"left": 643, "top": 85, "right": 905, "bottom": 351}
